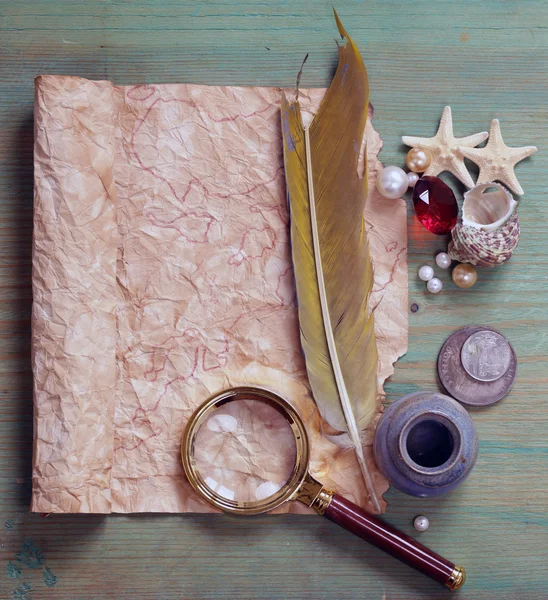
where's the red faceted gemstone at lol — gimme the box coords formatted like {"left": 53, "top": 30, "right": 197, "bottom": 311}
{"left": 412, "top": 176, "right": 458, "bottom": 235}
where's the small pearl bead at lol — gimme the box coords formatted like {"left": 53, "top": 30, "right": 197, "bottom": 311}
{"left": 418, "top": 265, "right": 434, "bottom": 281}
{"left": 435, "top": 252, "right": 452, "bottom": 269}
{"left": 427, "top": 277, "right": 443, "bottom": 294}
{"left": 407, "top": 172, "right": 420, "bottom": 188}
{"left": 406, "top": 148, "right": 432, "bottom": 173}
{"left": 376, "top": 166, "right": 409, "bottom": 199}
{"left": 452, "top": 263, "right": 478, "bottom": 289}
{"left": 414, "top": 516, "right": 429, "bottom": 532}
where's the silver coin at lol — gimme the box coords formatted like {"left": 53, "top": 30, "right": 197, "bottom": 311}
{"left": 437, "top": 326, "right": 517, "bottom": 407}
{"left": 461, "top": 330, "right": 512, "bottom": 382}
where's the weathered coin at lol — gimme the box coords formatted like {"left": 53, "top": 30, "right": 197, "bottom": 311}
{"left": 461, "top": 330, "right": 512, "bottom": 382}
{"left": 437, "top": 326, "right": 516, "bottom": 406}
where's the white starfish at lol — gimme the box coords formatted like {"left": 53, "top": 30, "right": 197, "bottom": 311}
{"left": 402, "top": 106, "right": 488, "bottom": 188}
{"left": 459, "top": 119, "right": 537, "bottom": 196}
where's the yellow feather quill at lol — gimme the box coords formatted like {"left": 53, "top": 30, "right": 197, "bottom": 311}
{"left": 281, "top": 12, "right": 381, "bottom": 512}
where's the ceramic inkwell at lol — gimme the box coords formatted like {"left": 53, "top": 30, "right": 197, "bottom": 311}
{"left": 374, "top": 391, "right": 478, "bottom": 497}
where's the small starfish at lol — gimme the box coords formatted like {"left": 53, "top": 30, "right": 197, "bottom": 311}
{"left": 459, "top": 119, "right": 537, "bottom": 196}
{"left": 402, "top": 106, "right": 488, "bottom": 188}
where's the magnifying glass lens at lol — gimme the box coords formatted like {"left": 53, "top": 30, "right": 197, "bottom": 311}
{"left": 192, "top": 398, "right": 298, "bottom": 504}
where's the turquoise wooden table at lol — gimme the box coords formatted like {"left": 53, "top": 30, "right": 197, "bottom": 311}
{"left": 1, "top": 1, "right": 547, "bottom": 598}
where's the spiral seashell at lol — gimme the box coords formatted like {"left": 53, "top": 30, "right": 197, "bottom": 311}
{"left": 448, "top": 182, "right": 519, "bottom": 268}
{"left": 449, "top": 213, "right": 519, "bottom": 267}
{"left": 461, "top": 182, "right": 517, "bottom": 233}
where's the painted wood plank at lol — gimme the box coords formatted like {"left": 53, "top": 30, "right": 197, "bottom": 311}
{"left": 0, "top": 1, "right": 547, "bottom": 598}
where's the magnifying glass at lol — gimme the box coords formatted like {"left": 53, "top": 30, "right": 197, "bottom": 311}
{"left": 182, "top": 386, "right": 465, "bottom": 590}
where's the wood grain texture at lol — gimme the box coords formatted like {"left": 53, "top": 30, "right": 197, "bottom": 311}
{"left": 0, "top": 1, "right": 546, "bottom": 598}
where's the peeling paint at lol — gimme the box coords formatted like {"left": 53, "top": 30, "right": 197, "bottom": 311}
{"left": 43, "top": 566, "right": 57, "bottom": 587}
{"left": 11, "top": 583, "right": 31, "bottom": 600}
{"left": 6, "top": 562, "right": 22, "bottom": 578}
{"left": 16, "top": 539, "right": 44, "bottom": 569}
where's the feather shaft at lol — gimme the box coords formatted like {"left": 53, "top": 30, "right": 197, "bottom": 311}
{"left": 304, "top": 125, "right": 381, "bottom": 514}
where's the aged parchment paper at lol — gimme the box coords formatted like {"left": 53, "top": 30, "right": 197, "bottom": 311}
{"left": 32, "top": 76, "right": 407, "bottom": 513}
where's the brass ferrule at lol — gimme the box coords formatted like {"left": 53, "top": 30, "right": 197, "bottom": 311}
{"left": 446, "top": 566, "right": 466, "bottom": 591}
{"left": 295, "top": 473, "right": 334, "bottom": 514}
{"left": 310, "top": 488, "right": 334, "bottom": 515}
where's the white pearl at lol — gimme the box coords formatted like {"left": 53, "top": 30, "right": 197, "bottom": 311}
{"left": 376, "top": 166, "right": 409, "bottom": 199}
{"left": 427, "top": 277, "right": 443, "bottom": 294}
{"left": 418, "top": 265, "right": 434, "bottom": 281}
{"left": 414, "top": 515, "right": 429, "bottom": 532}
{"left": 435, "top": 252, "right": 452, "bottom": 269}
{"left": 407, "top": 172, "right": 420, "bottom": 188}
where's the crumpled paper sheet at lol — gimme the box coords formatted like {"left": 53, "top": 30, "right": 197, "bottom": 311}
{"left": 32, "top": 76, "right": 407, "bottom": 514}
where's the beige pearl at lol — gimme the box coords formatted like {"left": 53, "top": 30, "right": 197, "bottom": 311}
{"left": 406, "top": 147, "right": 432, "bottom": 173}
{"left": 452, "top": 263, "right": 478, "bottom": 289}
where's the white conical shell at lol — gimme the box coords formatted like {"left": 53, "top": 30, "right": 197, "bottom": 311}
{"left": 462, "top": 182, "right": 517, "bottom": 233}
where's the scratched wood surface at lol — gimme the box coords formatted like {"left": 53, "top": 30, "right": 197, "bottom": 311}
{"left": 1, "top": 1, "right": 547, "bottom": 598}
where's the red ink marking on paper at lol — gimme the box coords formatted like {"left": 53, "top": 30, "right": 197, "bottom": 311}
{"left": 228, "top": 225, "right": 277, "bottom": 266}
{"left": 372, "top": 247, "right": 407, "bottom": 294}
{"left": 145, "top": 210, "right": 215, "bottom": 244}
{"left": 116, "top": 328, "right": 231, "bottom": 452}
{"left": 127, "top": 84, "right": 156, "bottom": 101}
{"left": 274, "top": 266, "right": 294, "bottom": 306}
{"left": 128, "top": 93, "right": 284, "bottom": 251}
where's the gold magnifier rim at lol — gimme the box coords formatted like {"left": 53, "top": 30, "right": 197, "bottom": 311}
{"left": 181, "top": 386, "right": 310, "bottom": 515}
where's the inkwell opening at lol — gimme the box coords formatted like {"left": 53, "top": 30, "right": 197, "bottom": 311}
{"left": 405, "top": 418, "right": 456, "bottom": 469}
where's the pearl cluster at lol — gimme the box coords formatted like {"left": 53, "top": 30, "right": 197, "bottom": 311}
{"left": 376, "top": 148, "right": 433, "bottom": 199}
{"left": 376, "top": 145, "right": 482, "bottom": 293}
{"left": 418, "top": 252, "right": 479, "bottom": 293}
{"left": 418, "top": 252, "right": 451, "bottom": 294}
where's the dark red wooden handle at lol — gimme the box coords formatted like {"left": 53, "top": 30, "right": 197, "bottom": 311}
{"left": 324, "top": 494, "right": 458, "bottom": 588}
